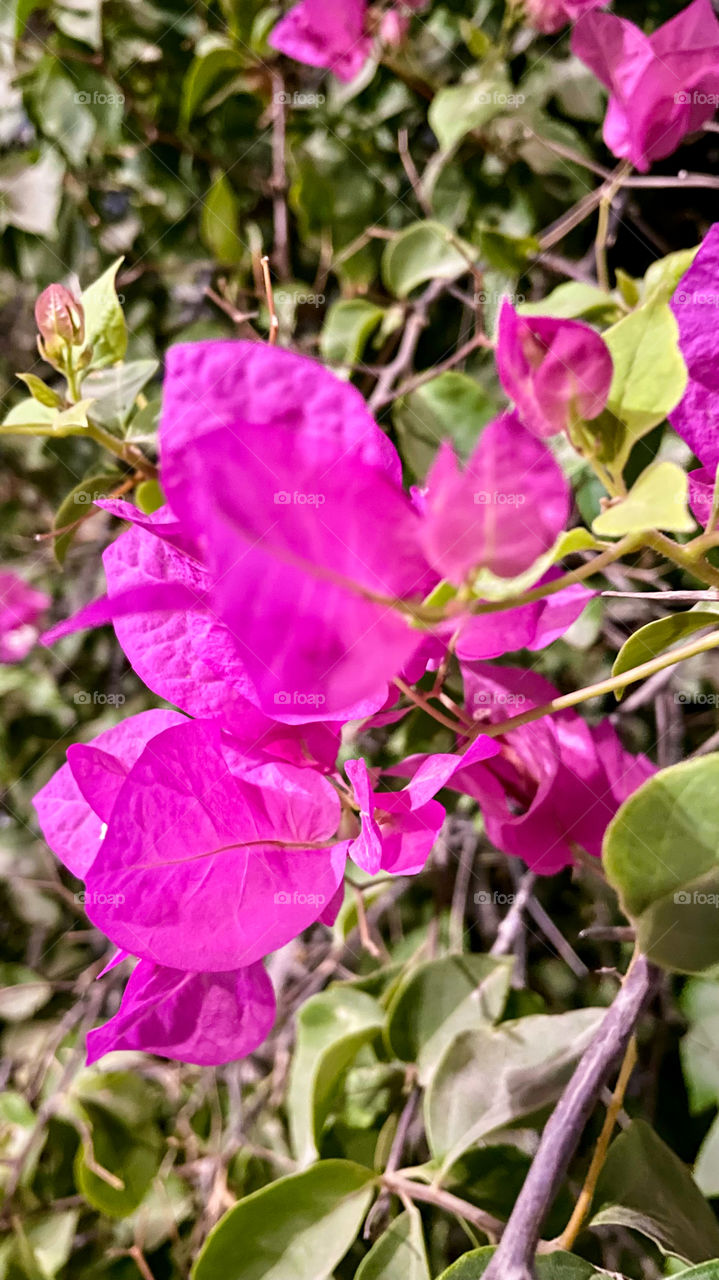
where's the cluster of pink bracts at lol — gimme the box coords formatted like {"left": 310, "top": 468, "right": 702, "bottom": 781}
{"left": 25, "top": 291, "right": 665, "bottom": 1067}
{"left": 270, "top": 0, "right": 719, "bottom": 173}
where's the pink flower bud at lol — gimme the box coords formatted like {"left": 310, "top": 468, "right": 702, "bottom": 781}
{"left": 34, "top": 284, "right": 85, "bottom": 360}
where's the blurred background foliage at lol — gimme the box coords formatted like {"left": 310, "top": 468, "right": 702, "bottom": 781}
{"left": 2, "top": 0, "right": 719, "bottom": 1277}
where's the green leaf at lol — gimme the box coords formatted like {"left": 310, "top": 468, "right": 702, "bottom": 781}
{"left": 81, "top": 257, "right": 127, "bottom": 368}
{"left": 611, "top": 604, "right": 719, "bottom": 698}
{"left": 191, "top": 1160, "right": 376, "bottom": 1280}
{"left": 591, "top": 1120, "right": 719, "bottom": 1263}
{"left": 5, "top": 1209, "right": 79, "bottom": 1278}
{"left": 602, "top": 302, "right": 687, "bottom": 469}
{"left": 392, "top": 371, "right": 495, "bottom": 479}
{"left": 428, "top": 68, "right": 513, "bottom": 151}
{"left": 694, "top": 1114, "right": 719, "bottom": 1198}
{"left": 320, "top": 299, "right": 385, "bottom": 367}
{"left": 287, "top": 986, "right": 384, "bottom": 1166}
{"left": 645, "top": 246, "right": 700, "bottom": 306}
{"left": 680, "top": 978, "right": 719, "bottom": 1114}
{"left": 201, "top": 174, "right": 245, "bottom": 264}
{"left": 73, "top": 1108, "right": 162, "bottom": 1217}
{"left": 355, "top": 1207, "right": 430, "bottom": 1280}
{"left": 16, "top": 373, "right": 63, "bottom": 408}
{"left": 385, "top": 953, "right": 512, "bottom": 1084}
{"left": 603, "top": 756, "right": 719, "bottom": 974}
{"left": 135, "top": 479, "right": 164, "bottom": 514}
{"left": 519, "top": 282, "right": 618, "bottom": 322}
{"left": 180, "top": 43, "right": 248, "bottom": 126}
{"left": 670, "top": 1262, "right": 719, "bottom": 1278}
{"left": 0, "top": 150, "right": 64, "bottom": 237}
{"left": 382, "top": 222, "right": 471, "bottom": 298}
{"left": 0, "top": 964, "right": 51, "bottom": 1021}
{"left": 53, "top": 470, "right": 122, "bottom": 565}
{"left": 81, "top": 359, "right": 158, "bottom": 431}
{"left": 426, "top": 1008, "right": 604, "bottom": 1167}
{"left": 53, "top": 0, "right": 102, "bottom": 49}
{"left": 592, "top": 461, "right": 694, "bottom": 537}
{"left": 435, "top": 1247, "right": 598, "bottom": 1278}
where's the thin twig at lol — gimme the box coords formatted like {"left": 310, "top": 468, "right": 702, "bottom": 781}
{"left": 482, "top": 953, "right": 656, "bottom": 1280}
{"left": 382, "top": 1172, "right": 503, "bottom": 1241}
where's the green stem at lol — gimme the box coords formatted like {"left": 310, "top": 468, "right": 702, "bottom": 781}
{"left": 644, "top": 530, "right": 719, "bottom": 590}
{"left": 475, "top": 629, "right": 719, "bottom": 739}
{"left": 85, "top": 420, "right": 158, "bottom": 479}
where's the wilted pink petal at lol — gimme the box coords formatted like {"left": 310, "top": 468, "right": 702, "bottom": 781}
{"left": 670, "top": 225, "right": 719, "bottom": 471}
{"left": 33, "top": 710, "right": 186, "bottom": 878}
{"left": 572, "top": 0, "right": 719, "bottom": 172}
{"left": 269, "top": 0, "right": 372, "bottom": 82}
{"left": 84, "top": 719, "right": 347, "bottom": 970}
{"left": 421, "top": 414, "right": 570, "bottom": 585}
{"left": 0, "top": 571, "right": 49, "bottom": 663}
{"left": 86, "top": 959, "right": 276, "bottom": 1066}
{"left": 496, "top": 299, "right": 613, "bottom": 438}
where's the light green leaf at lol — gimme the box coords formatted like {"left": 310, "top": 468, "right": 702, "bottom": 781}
{"left": 191, "top": 1160, "right": 376, "bottom": 1280}
{"left": 0, "top": 149, "right": 64, "bottom": 237}
{"left": 81, "top": 257, "right": 127, "bottom": 368}
{"left": 592, "top": 461, "right": 694, "bottom": 537}
{"left": 680, "top": 978, "right": 719, "bottom": 1114}
{"left": 320, "top": 299, "right": 384, "bottom": 367}
{"left": 382, "top": 222, "right": 472, "bottom": 298}
{"left": 81, "top": 359, "right": 158, "bottom": 431}
{"left": 385, "top": 953, "right": 512, "bottom": 1084}
{"left": 428, "top": 68, "right": 513, "bottom": 152}
{"left": 0, "top": 964, "right": 51, "bottom": 1021}
{"left": 645, "top": 246, "right": 700, "bottom": 305}
{"left": 392, "top": 371, "right": 495, "bottom": 479}
{"left": 591, "top": 1120, "right": 719, "bottom": 1263}
{"left": 287, "top": 986, "right": 384, "bottom": 1166}
{"left": 611, "top": 603, "right": 719, "bottom": 698}
{"left": 602, "top": 302, "right": 687, "bottom": 467}
{"left": 15, "top": 373, "right": 63, "bottom": 408}
{"left": 53, "top": 0, "right": 101, "bottom": 49}
{"left": 670, "top": 1262, "right": 719, "bottom": 1278}
{"left": 519, "top": 282, "right": 618, "bottom": 321}
{"left": 201, "top": 174, "right": 245, "bottom": 264}
{"left": 694, "top": 1114, "right": 719, "bottom": 1198}
{"left": 135, "top": 479, "right": 164, "bottom": 513}
{"left": 355, "top": 1207, "right": 430, "bottom": 1280}
{"left": 426, "top": 1008, "right": 604, "bottom": 1167}
{"left": 603, "top": 755, "right": 719, "bottom": 974}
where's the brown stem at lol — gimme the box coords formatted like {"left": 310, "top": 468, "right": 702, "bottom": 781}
{"left": 482, "top": 953, "right": 656, "bottom": 1280}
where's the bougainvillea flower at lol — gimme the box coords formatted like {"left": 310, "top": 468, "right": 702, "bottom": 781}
{"left": 453, "top": 573, "right": 593, "bottom": 662}
{"left": 670, "top": 225, "right": 719, "bottom": 471}
{"left": 524, "top": 0, "right": 606, "bottom": 36}
{"left": 86, "top": 958, "right": 276, "bottom": 1067}
{"left": 420, "top": 412, "right": 570, "bottom": 585}
{"left": 572, "top": 0, "right": 719, "bottom": 172}
{"left": 97, "top": 506, "right": 341, "bottom": 768}
{"left": 496, "top": 300, "right": 613, "bottom": 439}
{"left": 687, "top": 468, "right": 717, "bottom": 528}
{"left": 391, "top": 666, "right": 654, "bottom": 874}
{"left": 81, "top": 718, "right": 347, "bottom": 970}
{"left": 34, "top": 709, "right": 186, "bottom": 878}
{"left": 269, "top": 0, "right": 372, "bottom": 82}
{"left": 163, "top": 413, "right": 430, "bottom": 720}
{"left": 348, "top": 737, "right": 499, "bottom": 874}
{"left": 0, "top": 570, "right": 49, "bottom": 663}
